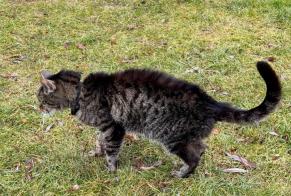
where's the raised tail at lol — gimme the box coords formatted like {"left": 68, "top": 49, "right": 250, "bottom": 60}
{"left": 215, "top": 61, "right": 281, "bottom": 123}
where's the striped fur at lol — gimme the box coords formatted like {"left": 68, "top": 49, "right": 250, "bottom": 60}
{"left": 37, "top": 61, "right": 281, "bottom": 178}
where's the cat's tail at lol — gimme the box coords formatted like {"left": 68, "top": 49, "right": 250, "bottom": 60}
{"left": 214, "top": 61, "right": 281, "bottom": 124}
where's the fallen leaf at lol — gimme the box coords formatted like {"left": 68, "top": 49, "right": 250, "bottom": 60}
{"left": 221, "top": 91, "right": 229, "bottom": 96}
{"left": 282, "top": 134, "right": 289, "bottom": 142}
{"left": 33, "top": 132, "right": 44, "bottom": 141}
{"left": 229, "top": 147, "right": 237, "bottom": 153}
{"left": 127, "top": 24, "right": 138, "bottom": 30}
{"left": 25, "top": 159, "right": 35, "bottom": 181}
{"left": 25, "top": 159, "right": 34, "bottom": 171}
{"left": 185, "top": 67, "right": 202, "bottom": 74}
{"left": 72, "top": 184, "right": 80, "bottom": 190}
{"left": 267, "top": 57, "right": 276, "bottom": 62}
{"left": 44, "top": 123, "right": 54, "bottom": 132}
{"left": 237, "top": 138, "right": 246, "bottom": 142}
{"left": 161, "top": 18, "right": 168, "bottom": 23}
{"left": 0, "top": 73, "right": 19, "bottom": 80}
{"left": 225, "top": 152, "right": 256, "bottom": 169}
{"left": 155, "top": 181, "right": 170, "bottom": 190}
{"left": 43, "top": 54, "right": 50, "bottom": 59}
{"left": 204, "top": 171, "right": 212, "bottom": 177}
{"left": 272, "top": 154, "right": 280, "bottom": 160}
{"left": 15, "top": 163, "right": 21, "bottom": 172}
{"left": 133, "top": 158, "right": 162, "bottom": 171}
{"left": 133, "top": 157, "right": 144, "bottom": 169}
{"left": 57, "top": 120, "right": 64, "bottom": 126}
{"left": 223, "top": 168, "right": 248, "bottom": 173}
{"left": 139, "top": 160, "right": 163, "bottom": 171}
{"left": 120, "top": 55, "right": 138, "bottom": 64}
{"left": 160, "top": 40, "right": 168, "bottom": 45}
{"left": 269, "top": 131, "right": 279, "bottom": 136}
{"left": 114, "top": 176, "right": 120, "bottom": 183}
{"left": 9, "top": 55, "right": 27, "bottom": 64}
{"left": 64, "top": 41, "right": 72, "bottom": 49}
{"left": 67, "top": 184, "right": 80, "bottom": 192}
{"left": 76, "top": 43, "right": 86, "bottom": 50}
{"left": 212, "top": 128, "right": 220, "bottom": 135}
{"left": 25, "top": 173, "right": 33, "bottom": 181}
{"left": 267, "top": 43, "right": 275, "bottom": 48}
{"left": 110, "top": 36, "right": 117, "bottom": 45}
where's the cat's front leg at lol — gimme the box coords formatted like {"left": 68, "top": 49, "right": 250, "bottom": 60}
{"left": 88, "top": 132, "right": 105, "bottom": 157}
{"left": 101, "top": 123, "right": 125, "bottom": 172}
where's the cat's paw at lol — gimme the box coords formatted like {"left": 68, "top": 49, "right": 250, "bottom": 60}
{"left": 171, "top": 171, "right": 189, "bottom": 178}
{"left": 106, "top": 164, "right": 117, "bottom": 172}
{"left": 171, "top": 164, "right": 194, "bottom": 178}
{"left": 106, "top": 156, "right": 118, "bottom": 172}
{"left": 87, "top": 148, "right": 104, "bottom": 157}
{"left": 170, "top": 170, "right": 190, "bottom": 178}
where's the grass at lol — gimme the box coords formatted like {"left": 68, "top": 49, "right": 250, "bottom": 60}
{"left": 0, "top": 0, "right": 290, "bottom": 195}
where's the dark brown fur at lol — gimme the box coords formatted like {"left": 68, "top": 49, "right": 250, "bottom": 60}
{"left": 37, "top": 61, "right": 281, "bottom": 177}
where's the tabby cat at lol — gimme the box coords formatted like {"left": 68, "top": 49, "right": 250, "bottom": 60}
{"left": 37, "top": 61, "right": 281, "bottom": 178}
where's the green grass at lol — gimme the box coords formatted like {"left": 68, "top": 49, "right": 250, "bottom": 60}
{"left": 0, "top": 0, "right": 290, "bottom": 195}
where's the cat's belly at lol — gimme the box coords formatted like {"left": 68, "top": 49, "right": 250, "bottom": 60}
{"left": 111, "top": 104, "right": 144, "bottom": 132}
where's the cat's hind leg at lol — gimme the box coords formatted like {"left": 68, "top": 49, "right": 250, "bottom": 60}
{"left": 168, "top": 139, "right": 206, "bottom": 178}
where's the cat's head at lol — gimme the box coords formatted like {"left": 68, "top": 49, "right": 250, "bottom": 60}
{"left": 37, "top": 70, "right": 81, "bottom": 115}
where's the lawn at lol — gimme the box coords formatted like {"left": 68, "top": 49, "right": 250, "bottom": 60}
{"left": 0, "top": 0, "right": 290, "bottom": 195}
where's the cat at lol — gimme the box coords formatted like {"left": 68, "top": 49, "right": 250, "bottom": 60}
{"left": 37, "top": 61, "right": 281, "bottom": 178}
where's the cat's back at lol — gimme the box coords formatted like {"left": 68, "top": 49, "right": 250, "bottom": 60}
{"left": 82, "top": 68, "right": 214, "bottom": 104}
{"left": 111, "top": 69, "right": 215, "bottom": 117}
{"left": 114, "top": 69, "right": 202, "bottom": 95}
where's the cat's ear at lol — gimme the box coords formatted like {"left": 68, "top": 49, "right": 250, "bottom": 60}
{"left": 40, "top": 70, "right": 56, "bottom": 94}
